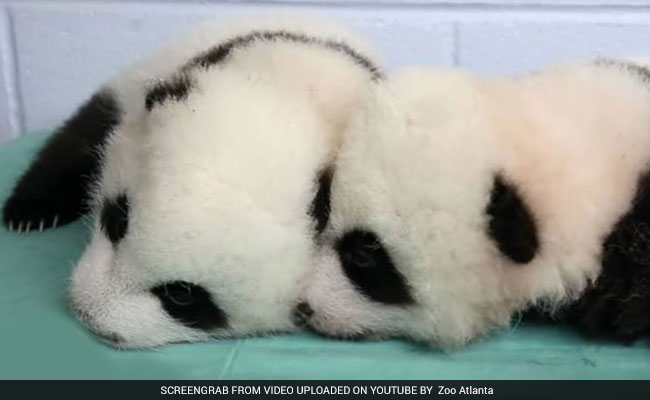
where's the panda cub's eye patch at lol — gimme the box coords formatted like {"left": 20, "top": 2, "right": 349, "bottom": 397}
{"left": 100, "top": 194, "right": 130, "bottom": 244}
{"left": 336, "top": 229, "right": 414, "bottom": 305}
{"left": 486, "top": 174, "right": 539, "bottom": 264}
{"left": 309, "top": 167, "right": 333, "bottom": 235}
{"left": 150, "top": 281, "right": 228, "bottom": 330}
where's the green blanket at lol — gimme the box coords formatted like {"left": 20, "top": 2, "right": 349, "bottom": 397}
{"left": 1, "top": 131, "right": 648, "bottom": 379}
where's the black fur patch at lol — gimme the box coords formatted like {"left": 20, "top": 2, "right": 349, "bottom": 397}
{"left": 183, "top": 30, "right": 383, "bottom": 80}
{"left": 151, "top": 281, "right": 228, "bottom": 330}
{"left": 145, "top": 74, "right": 194, "bottom": 111}
{"left": 3, "top": 90, "right": 121, "bottom": 232}
{"left": 336, "top": 229, "right": 414, "bottom": 305}
{"left": 309, "top": 168, "right": 333, "bottom": 235}
{"left": 292, "top": 301, "right": 314, "bottom": 326}
{"left": 564, "top": 170, "right": 650, "bottom": 342}
{"left": 100, "top": 194, "right": 129, "bottom": 244}
{"left": 595, "top": 58, "right": 650, "bottom": 83}
{"left": 486, "top": 174, "right": 539, "bottom": 264}
{"left": 185, "top": 43, "right": 231, "bottom": 70}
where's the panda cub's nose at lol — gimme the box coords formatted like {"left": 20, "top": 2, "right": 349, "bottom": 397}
{"left": 293, "top": 302, "right": 314, "bottom": 325}
{"left": 297, "top": 301, "right": 314, "bottom": 317}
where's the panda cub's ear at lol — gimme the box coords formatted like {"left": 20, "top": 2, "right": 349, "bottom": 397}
{"left": 485, "top": 174, "right": 540, "bottom": 264}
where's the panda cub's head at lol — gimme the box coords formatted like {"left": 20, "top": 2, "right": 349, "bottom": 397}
{"left": 298, "top": 69, "right": 523, "bottom": 347}
{"left": 298, "top": 63, "right": 650, "bottom": 348}
{"left": 62, "top": 16, "right": 385, "bottom": 348}
{"left": 69, "top": 68, "right": 335, "bottom": 348}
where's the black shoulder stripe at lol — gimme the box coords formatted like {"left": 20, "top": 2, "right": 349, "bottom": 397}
{"left": 146, "top": 30, "right": 381, "bottom": 113}
{"left": 564, "top": 169, "right": 650, "bottom": 342}
{"left": 3, "top": 89, "right": 121, "bottom": 232}
{"left": 183, "top": 30, "right": 383, "bottom": 81}
{"left": 486, "top": 174, "right": 539, "bottom": 264}
{"left": 145, "top": 74, "right": 194, "bottom": 111}
{"left": 594, "top": 58, "right": 650, "bottom": 83}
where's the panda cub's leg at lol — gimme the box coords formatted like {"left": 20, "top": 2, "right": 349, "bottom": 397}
{"left": 2, "top": 89, "right": 121, "bottom": 232}
{"left": 567, "top": 170, "right": 650, "bottom": 342}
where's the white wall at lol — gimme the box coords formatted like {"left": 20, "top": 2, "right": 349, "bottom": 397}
{"left": 2, "top": 0, "right": 650, "bottom": 145}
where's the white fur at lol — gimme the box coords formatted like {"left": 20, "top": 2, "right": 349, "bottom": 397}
{"left": 68, "top": 15, "right": 380, "bottom": 348}
{"left": 303, "top": 61, "right": 650, "bottom": 348}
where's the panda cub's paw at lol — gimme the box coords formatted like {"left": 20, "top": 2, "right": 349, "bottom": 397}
{"left": 2, "top": 188, "right": 84, "bottom": 233}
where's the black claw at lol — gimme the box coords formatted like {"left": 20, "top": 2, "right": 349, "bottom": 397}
{"left": 3, "top": 191, "right": 84, "bottom": 233}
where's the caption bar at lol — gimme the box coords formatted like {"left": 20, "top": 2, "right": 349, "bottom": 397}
{"left": 3, "top": 380, "right": 649, "bottom": 399}
{"left": 161, "top": 384, "right": 494, "bottom": 396}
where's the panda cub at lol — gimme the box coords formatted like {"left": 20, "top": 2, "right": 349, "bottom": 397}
{"left": 299, "top": 60, "right": 650, "bottom": 348}
{"left": 2, "top": 16, "right": 382, "bottom": 348}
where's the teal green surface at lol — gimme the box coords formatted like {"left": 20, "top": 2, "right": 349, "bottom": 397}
{"left": 1, "top": 131, "right": 649, "bottom": 380}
